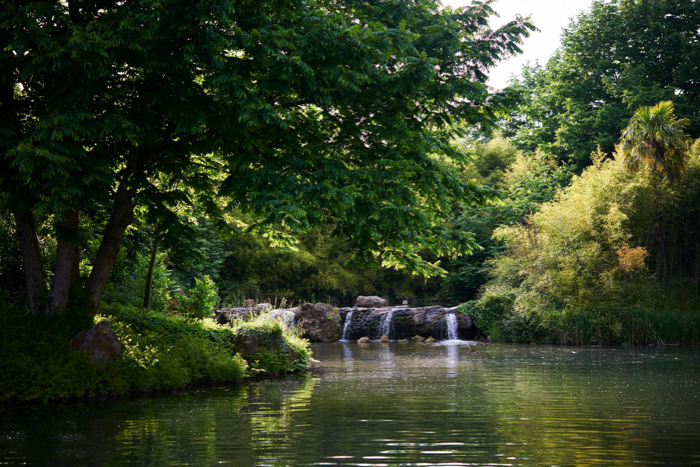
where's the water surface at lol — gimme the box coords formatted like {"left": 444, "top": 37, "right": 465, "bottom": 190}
{"left": 2, "top": 342, "right": 700, "bottom": 466}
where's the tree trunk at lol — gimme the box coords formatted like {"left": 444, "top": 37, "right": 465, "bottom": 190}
{"left": 85, "top": 183, "right": 136, "bottom": 312}
{"left": 48, "top": 210, "right": 80, "bottom": 314}
{"left": 143, "top": 238, "right": 159, "bottom": 309}
{"left": 12, "top": 210, "right": 47, "bottom": 314}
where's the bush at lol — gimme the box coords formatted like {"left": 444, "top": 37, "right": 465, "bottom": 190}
{"left": 180, "top": 275, "right": 218, "bottom": 320}
{"left": 228, "top": 313, "right": 311, "bottom": 374}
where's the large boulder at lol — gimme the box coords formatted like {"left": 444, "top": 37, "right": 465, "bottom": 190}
{"left": 296, "top": 303, "right": 341, "bottom": 342}
{"left": 458, "top": 312, "right": 473, "bottom": 330}
{"left": 233, "top": 332, "right": 260, "bottom": 358}
{"left": 70, "top": 321, "right": 122, "bottom": 364}
{"left": 355, "top": 296, "right": 388, "bottom": 308}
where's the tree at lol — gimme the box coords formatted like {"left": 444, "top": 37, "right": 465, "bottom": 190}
{"left": 508, "top": 0, "right": 700, "bottom": 166}
{"left": 620, "top": 101, "right": 691, "bottom": 184}
{"left": 620, "top": 101, "right": 690, "bottom": 282}
{"left": 0, "top": 0, "right": 534, "bottom": 314}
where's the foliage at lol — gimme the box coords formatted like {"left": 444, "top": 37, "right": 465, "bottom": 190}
{"left": 180, "top": 275, "right": 219, "bottom": 320}
{"left": 467, "top": 144, "right": 700, "bottom": 345}
{"left": 1, "top": 0, "right": 534, "bottom": 313}
{"left": 445, "top": 143, "right": 574, "bottom": 302}
{"left": 215, "top": 226, "right": 449, "bottom": 305}
{"left": 508, "top": 0, "right": 700, "bottom": 165}
{"left": 102, "top": 247, "right": 172, "bottom": 313}
{"left": 458, "top": 131, "right": 519, "bottom": 188}
{"left": 620, "top": 101, "right": 691, "bottom": 183}
{"left": 0, "top": 203, "right": 25, "bottom": 301}
{"left": 227, "top": 312, "right": 311, "bottom": 374}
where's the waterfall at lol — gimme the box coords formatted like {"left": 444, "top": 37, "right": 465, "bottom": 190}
{"left": 446, "top": 313, "right": 459, "bottom": 341}
{"left": 340, "top": 311, "right": 354, "bottom": 341}
{"left": 267, "top": 309, "right": 296, "bottom": 329}
{"left": 379, "top": 310, "right": 394, "bottom": 339}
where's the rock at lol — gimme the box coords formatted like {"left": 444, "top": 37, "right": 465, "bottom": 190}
{"left": 232, "top": 326, "right": 301, "bottom": 370}
{"left": 412, "top": 335, "right": 426, "bottom": 342}
{"left": 338, "top": 304, "right": 477, "bottom": 341}
{"left": 70, "top": 321, "right": 122, "bottom": 364}
{"left": 380, "top": 335, "right": 390, "bottom": 343}
{"left": 458, "top": 312, "right": 473, "bottom": 330}
{"left": 233, "top": 333, "right": 260, "bottom": 358}
{"left": 243, "top": 299, "right": 256, "bottom": 307}
{"left": 355, "top": 296, "right": 388, "bottom": 308}
{"left": 425, "top": 336, "right": 435, "bottom": 343}
{"left": 216, "top": 303, "right": 273, "bottom": 325}
{"left": 398, "top": 339, "right": 409, "bottom": 343}
{"left": 358, "top": 336, "right": 370, "bottom": 343}
{"left": 296, "top": 303, "right": 341, "bottom": 342}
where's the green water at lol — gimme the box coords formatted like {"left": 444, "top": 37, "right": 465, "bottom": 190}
{"left": 2, "top": 342, "right": 700, "bottom": 466}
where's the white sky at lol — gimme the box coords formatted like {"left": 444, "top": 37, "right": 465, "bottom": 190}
{"left": 441, "top": 0, "right": 596, "bottom": 89}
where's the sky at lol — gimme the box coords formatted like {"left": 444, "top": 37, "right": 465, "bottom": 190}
{"left": 441, "top": 0, "right": 596, "bottom": 89}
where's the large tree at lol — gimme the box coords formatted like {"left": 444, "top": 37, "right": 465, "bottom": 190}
{"left": 0, "top": 0, "right": 533, "bottom": 314}
{"left": 508, "top": 0, "right": 700, "bottom": 166}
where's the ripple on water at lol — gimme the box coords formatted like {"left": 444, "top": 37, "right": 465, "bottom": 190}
{"left": 2, "top": 343, "right": 700, "bottom": 466}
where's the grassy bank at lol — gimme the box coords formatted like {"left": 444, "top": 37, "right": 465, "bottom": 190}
{"left": 0, "top": 303, "right": 310, "bottom": 403}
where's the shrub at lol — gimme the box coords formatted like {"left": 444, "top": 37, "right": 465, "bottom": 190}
{"left": 180, "top": 275, "right": 218, "bottom": 320}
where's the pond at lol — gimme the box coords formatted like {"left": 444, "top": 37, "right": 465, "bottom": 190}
{"left": 2, "top": 342, "right": 700, "bottom": 466}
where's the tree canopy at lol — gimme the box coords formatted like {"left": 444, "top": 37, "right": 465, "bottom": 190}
{"left": 508, "top": 0, "right": 700, "bottom": 165}
{"left": 0, "top": 0, "right": 534, "bottom": 313}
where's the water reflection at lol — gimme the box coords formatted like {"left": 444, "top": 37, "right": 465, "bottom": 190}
{"left": 1, "top": 343, "right": 700, "bottom": 466}
{"left": 445, "top": 342, "right": 458, "bottom": 377}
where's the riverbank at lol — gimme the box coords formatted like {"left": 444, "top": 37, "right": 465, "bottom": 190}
{"left": 0, "top": 303, "right": 310, "bottom": 404}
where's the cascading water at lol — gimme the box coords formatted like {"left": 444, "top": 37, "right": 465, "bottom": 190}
{"left": 340, "top": 311, "right": 354, "bottom": 341}
{"left": 379, "top": 310, "right": 394, "bottom": 339}
{"left": 446, "top": 313, "right": 459, "bottom": 341}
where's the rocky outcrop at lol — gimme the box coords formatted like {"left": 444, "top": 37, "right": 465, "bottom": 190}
{"left": 70, "top": 321, "right": 122, "bottom": 363}
{"left": 338, "top": 305, "right": 475, "bottom": 341}
{"left": 231, "top": 323, "right": 305, "bottom": 372}
{"left": 215, "top": 303, "right": 273, "bottom": 325}
{"left": 296, "top": 303, "right": 341, "bottom": 342}
{"left": 355, "top": 296, "right": 388, "bottom": 308}
{"left": 212, "top": 298, "right": 475, "bottom": 342}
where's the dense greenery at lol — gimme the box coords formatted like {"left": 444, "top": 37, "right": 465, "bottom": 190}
{"left": 1, "top": 0, "right": 533, "bottom": 314}
{"left": 508, "top": 0, "right": 700, "bottom": 166}
{"left": 446, "top": 136, "right": 574, "bottom": 301}
{"left": 3, "top": 0, "right": 700, "bottom": 406}
{"left": 453, "top": 0, "right": 700, "bottom": 345}
{"left": 0, "top": 302, "right": 309, "bottom": 403}
{"left": 462, "top": 138, "right": 700, "bottom": 345}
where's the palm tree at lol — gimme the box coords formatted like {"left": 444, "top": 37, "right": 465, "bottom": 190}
{"left": 620, "top": 101, "right": 690, "bottom": 183}
{"left": 620, "top": 101, "right": 691, "bottom": 283}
